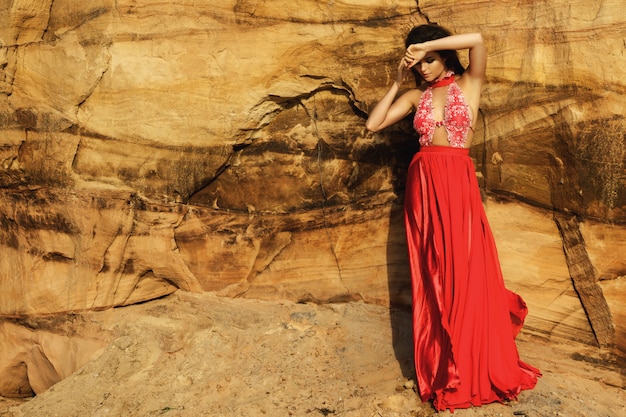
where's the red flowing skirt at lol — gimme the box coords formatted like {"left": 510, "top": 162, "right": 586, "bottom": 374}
{"left": 404, "top": 146, "right": 541, "bottom": 412}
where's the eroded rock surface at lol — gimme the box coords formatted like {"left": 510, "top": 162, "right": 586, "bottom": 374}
{"left": 0, "top": 0, "right": 625, "bottom": 397}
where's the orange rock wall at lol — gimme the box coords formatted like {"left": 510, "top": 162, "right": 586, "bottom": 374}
{"left": 0, "top": 0, "right": 625, "bottom": 396}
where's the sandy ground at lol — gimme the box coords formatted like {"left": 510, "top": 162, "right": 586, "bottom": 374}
{"left": 1, "top": 291, "right": 624, "bottom": 417}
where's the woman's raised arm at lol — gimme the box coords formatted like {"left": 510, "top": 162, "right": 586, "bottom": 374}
{"left": 365, "top": 58, "right": 420, "bottom": 132}
{"left": 406, "top": 32, "right": 486, "bottom": 83}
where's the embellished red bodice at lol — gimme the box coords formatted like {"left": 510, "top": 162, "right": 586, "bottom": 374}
{"left": 413, "top": 72, "right": 473, "bottom": 148}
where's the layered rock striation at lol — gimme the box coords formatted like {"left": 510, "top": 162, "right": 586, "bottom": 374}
{"left": 0, "top": 0, "right": 624, "bottom": 397}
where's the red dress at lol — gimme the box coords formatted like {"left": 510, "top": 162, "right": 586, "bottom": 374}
{"left": 404, "top": 75, "right": 541, "bottom": 411}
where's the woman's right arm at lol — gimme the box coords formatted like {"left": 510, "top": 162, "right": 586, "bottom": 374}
{"left": 365, "top": 59, "right": 420, "bottom": 133}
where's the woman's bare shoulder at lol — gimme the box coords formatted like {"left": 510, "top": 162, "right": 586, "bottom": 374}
{"left": 399, "top": 87, "right": 426, "bottom": 107}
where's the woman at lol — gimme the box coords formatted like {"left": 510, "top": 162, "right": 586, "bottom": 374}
{"left": 366, "top": 24, "right": 541, "bottom": 411}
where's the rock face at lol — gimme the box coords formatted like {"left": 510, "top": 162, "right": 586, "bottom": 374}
{"left": 0, "top": 0, "right": 624, "bottom": 397}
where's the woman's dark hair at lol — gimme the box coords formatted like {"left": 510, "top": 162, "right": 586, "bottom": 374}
{"left": 404, "top": 24, "right": 465, "bottom": 84}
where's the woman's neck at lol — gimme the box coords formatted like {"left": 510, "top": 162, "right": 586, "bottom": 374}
{"left": 429, "top": 70, "right": 455, "bottom": 88}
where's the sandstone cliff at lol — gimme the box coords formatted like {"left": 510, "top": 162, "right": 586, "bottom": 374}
{"left": 0, "top": 0, "right": 624, "bottom": 398}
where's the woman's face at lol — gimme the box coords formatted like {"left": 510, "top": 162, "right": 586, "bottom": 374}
{"left": 414, "top": 52, "right": 447, "bottom": 82}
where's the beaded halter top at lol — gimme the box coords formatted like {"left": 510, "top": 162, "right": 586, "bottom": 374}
{"left": 413, "top": 71, "right": 473, "bottom": 148}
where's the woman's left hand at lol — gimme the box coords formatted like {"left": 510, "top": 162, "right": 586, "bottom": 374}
{"left": 405, "top": 43, "right": 426, "bottom": 68}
